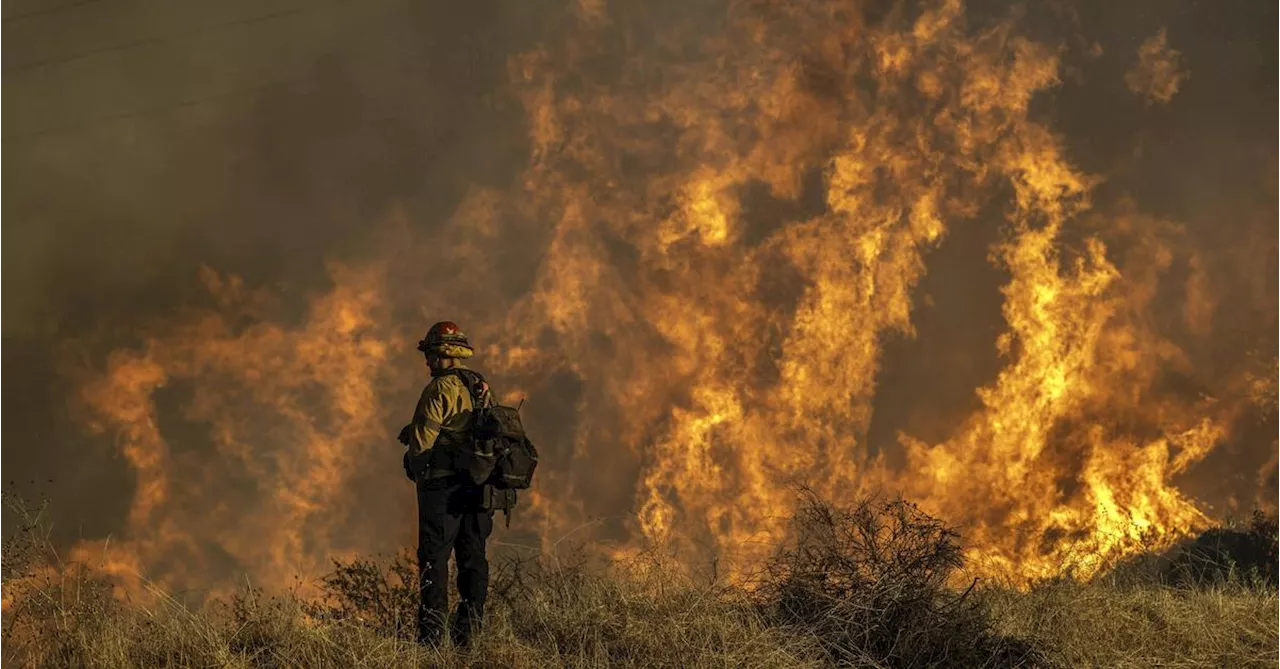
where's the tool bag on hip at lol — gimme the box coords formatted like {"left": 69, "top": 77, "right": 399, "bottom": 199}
{"left": 444, "top": 370, "right": 539, "bottom": 517}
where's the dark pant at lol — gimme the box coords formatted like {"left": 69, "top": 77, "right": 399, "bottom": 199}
{"left": 416, "top": 476, "right": 493, "bottom": 645}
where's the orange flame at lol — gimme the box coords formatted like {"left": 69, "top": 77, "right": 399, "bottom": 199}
{"left": 67, "top": 0, "right": 1274, "bottom": 593}
{"left": 73, "top": 264, "right": 399, "bottom": 596}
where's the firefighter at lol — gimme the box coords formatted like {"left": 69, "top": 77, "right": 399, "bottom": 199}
{"left": 398, "top": 321, "right": 492, "bottom": 647}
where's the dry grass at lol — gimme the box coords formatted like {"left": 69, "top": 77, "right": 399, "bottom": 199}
{"left": 3, "top": 493, "right": 1275, "bottom": 668}
{"left": 3, "top": 556, "right": 820, "bottom": 669}
{"left": 983, "top": 511, "right": 1279, "bottom": 669}
{"left": 301, "top": 549, "right": 822, "bottom": 668}
{"left": 989, "top": 580, "right": 1277, "bottom": 668}
{"left": 2, "top": 492, "right": 819, "bottom": 669}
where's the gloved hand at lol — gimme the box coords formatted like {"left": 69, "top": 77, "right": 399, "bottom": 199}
{"left": 403, "top": 451, "right": 416, "bottom": 482}
{"left": 397, "top": 424, "right": 414, "bottom": 446}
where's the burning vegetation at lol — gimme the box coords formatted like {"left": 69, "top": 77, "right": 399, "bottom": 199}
{"left": 51, "top": 0, "right": 1276, "bottom": 597}
{"left": 3, "top": 0, "right": 1276, "bottom": 664}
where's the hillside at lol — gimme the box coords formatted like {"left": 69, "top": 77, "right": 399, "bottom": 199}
{"left": 3, "top": 495, "right": 1276, "bottom": 668}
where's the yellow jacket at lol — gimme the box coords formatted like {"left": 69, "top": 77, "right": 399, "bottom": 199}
{"left": 406, "top": 368, "right": 476, "bottom": 468}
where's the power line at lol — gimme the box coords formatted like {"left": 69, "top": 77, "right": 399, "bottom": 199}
{"left": 2, "top": 0, "right": 400, "bottom": 144}
{"left": 3, "top": 0, "right": 110, "bottom": 23}
{"left": 1, "top": 78, "right": 300, "bottom": 144}
{"left": 5, "top": 3, "right": 330, "bottom": 75}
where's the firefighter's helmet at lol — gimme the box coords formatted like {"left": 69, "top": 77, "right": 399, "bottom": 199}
{"left": 418, "top": 321, "right": 474, "bottom": 358}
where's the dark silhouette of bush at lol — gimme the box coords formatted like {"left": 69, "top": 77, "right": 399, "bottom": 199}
{"left": 751, "top": 493, "right": 1049, "bottom": 668}
{"left": 304, "top": 551, "right": 420, "bottom": 639}
{"left": 1103, "top": 511, "right": 1279, "bottom": 589}
{"left": 1164, "top": 511, "right": 1279, "bottom": 588}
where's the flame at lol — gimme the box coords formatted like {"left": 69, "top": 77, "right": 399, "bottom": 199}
{"left": 65, "top": 0, "right": 1273, "bottom": 593}
{"left": 1249, "top": 364, "right": 1279, "bottom": 415}
{"left": 489, "top": 0, "right": 1257, "bottom": 579}
{"left": 71, "top": 264, "right": 398, "bottom": 596}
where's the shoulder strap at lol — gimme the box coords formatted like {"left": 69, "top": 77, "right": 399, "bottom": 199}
{"left": 442, "top": 368, "right": 489, "bottom": 409}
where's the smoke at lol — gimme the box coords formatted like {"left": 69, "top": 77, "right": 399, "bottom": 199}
{"left": 3, "top": 0, "right": 1275, "bottom": 594}
{"left": 4, "top": 0, "right": 551, "bottom": 554}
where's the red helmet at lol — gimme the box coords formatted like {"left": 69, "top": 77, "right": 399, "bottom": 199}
{"left": 418, "top": 321, "right": 472, "bottom": 353}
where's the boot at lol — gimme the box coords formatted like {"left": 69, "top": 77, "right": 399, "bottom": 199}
{"left": 451, "top": 600, "right": 484, "bottom": 648}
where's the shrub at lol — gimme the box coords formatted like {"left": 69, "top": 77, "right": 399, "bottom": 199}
{"left": 303, "top": 551, "right": 420, "bottom": 639}
{"left": 751, "top": 493, "right": 1048, "bottom": 668}
{"left": 1165, "top": 511, "right": 1279, "bottom": 587}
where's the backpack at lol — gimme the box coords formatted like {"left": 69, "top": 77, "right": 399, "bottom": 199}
{"left": 444, "top": 370, "right": 539, "bottom": 520}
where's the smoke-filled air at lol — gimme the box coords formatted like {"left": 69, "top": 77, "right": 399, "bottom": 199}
{"left": 5, "top": 0, "right": 1276, "bottom": 598}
